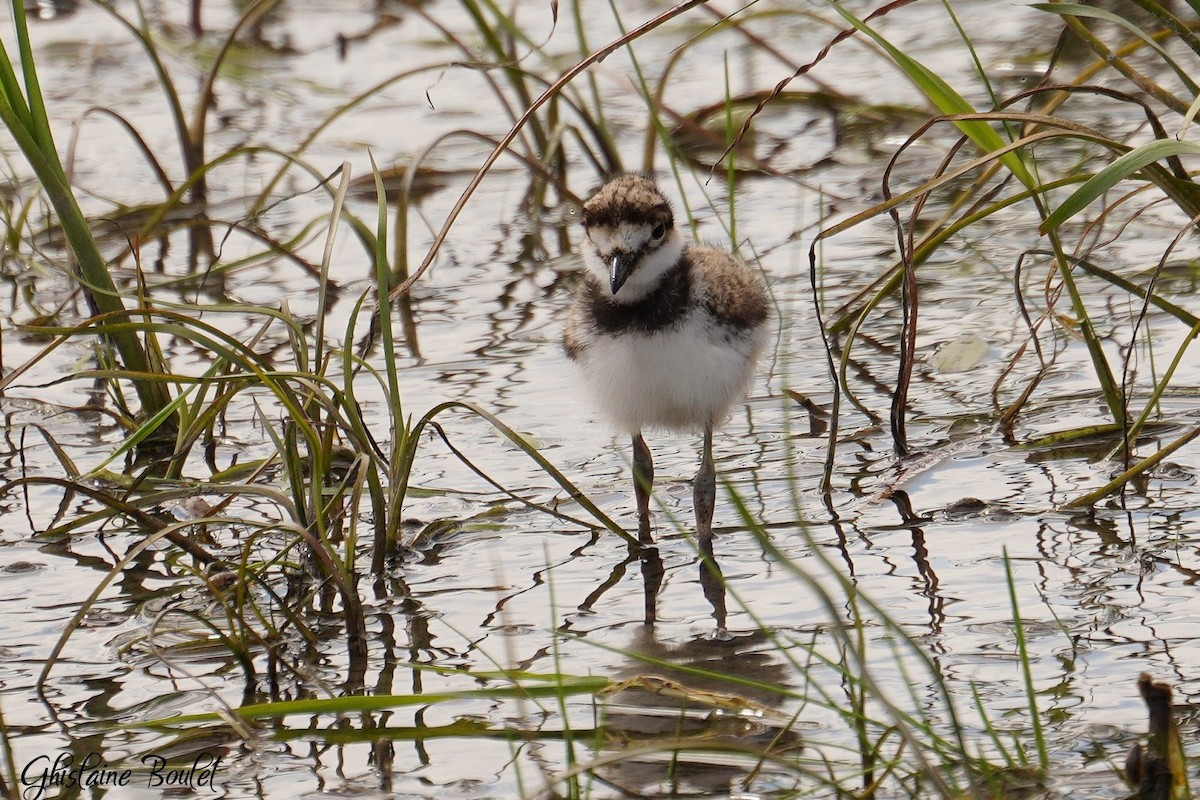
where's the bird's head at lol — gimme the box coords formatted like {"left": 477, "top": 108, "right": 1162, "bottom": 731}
{"left": 580, "top": 175, "right": 683, "bottom": 301}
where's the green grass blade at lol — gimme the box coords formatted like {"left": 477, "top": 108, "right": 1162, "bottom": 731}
{"left": 135, "top": 677, "right": 612, "bottom": 726}
{"left": 1067, "top": 424, "right": 1200, "bottom": 507}
{"left": 1003, "top": 550, "right": 1047, "bottom": 769}
{"left": 10, "top": 0, "right": 55, "bottom": 165}
{"left": 0, "top": 2, "right": 174, "bottom": 424}
{"left": 1040, "top": 139, "right": 1200, "bottom": 232}
{"left": 0, "top": 21, "right": 33, "bottom": 129}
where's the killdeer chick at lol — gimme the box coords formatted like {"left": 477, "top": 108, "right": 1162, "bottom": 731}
{"left": 564, "top": 174, "right": 770, "bottom": 545}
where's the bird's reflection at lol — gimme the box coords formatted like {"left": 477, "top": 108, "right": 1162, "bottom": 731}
{"left": 639, "top": 545, "right": 665, "bottom": 625}
{"left": 596, "top": 620, "right": 799, "bottom": 796}
{"left": 567, "top": 533, "right": 799, "bottom": 796}
{"left": 575, "top": 543, "right": 663, "bottom": 624}
{"left": 697, "top": 533, "right": 727, "bottom": 635}
{"left": 574, "top": 535, "right": 724, "bottom": 633}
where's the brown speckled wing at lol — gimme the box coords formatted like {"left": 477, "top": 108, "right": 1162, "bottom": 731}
{"left": 691, "top": 245, "right": 769, "bottom": 330}
{"left": 563, "top": 310, "right": 586, "bottom": 360}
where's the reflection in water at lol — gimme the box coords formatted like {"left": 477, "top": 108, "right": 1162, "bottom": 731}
{"left": 572, "top": 539, "right": 722, "bottom": 632}
{"left": 566, "top": 523, "right": 728, "bottom": 637}
{"left": 889, "top": 490, "right": 944, "bottom": 634}
{"left": 597, "top": 625, "right": 797, "bottom": 797}
{"left": 572, "top": 545, "right": 665, "bottom": 625}
{"left": 574, "top": 546, "right": 640, "bottom": 615}
{"left": 822, "top": 493, "right": 858, "bottom": 578}
{"left": 697, "top": 534, "right": 727, "bottom": 635}
{"left": 1068, "top": 508, "right": 1132, "bottom": 549}
{"left": 25, "top": 0, "right": 78, "bottom": 20}
{"left": 641, "top": 546, "right": 665, "bottom": 625}
{"left": 830, "top": 489, "right": 948, "bottom": 636}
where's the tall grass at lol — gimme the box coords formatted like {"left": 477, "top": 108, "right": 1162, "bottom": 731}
{"left": 788, "top": 0, "right": 1200, "bottom": 506}
{"left": 0, "top": 0, "right": 174, "bottom": 425}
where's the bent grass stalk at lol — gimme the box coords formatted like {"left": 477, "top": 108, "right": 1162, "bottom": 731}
{"left": 828, "top": 3, "right": 1124, "bottom": 437}
{"left": 805, "top": 0, "right": 1200, "bottom": 465}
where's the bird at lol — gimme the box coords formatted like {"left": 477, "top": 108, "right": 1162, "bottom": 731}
{"left": 563, "top": 174, "right": 770, "bottom": 546}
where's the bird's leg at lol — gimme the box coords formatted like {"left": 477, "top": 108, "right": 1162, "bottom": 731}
{"left": 694, "top": 424, "right": 716, "bottom": 541}
{"left": 632, "top": 432, "right": 655, "bottom": 544}
{"left": 694, "top": 426, "right": 727, "bottom": 636}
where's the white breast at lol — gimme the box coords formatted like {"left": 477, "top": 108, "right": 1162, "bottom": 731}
{"left": 574, "top": 311, "right": 766, "bottom": 434}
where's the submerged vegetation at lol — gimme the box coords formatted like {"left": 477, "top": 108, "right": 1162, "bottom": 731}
{"left": 0, "top": 0, "right": 1197, "bottom": 797}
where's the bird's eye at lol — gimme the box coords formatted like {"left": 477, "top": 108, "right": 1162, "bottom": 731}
{"left": 651, "top": 223, "right": 666, "bottom": 240}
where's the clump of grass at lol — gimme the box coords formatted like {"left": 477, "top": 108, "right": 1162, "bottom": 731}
{"left": 764, "top": 0, "right": 1200, "bottom": 506}
{"left": 0, "top": 0, "right": 174, "bottom": 425}
{"left": 6, "top": 154, "right": 636, "bottom": 701}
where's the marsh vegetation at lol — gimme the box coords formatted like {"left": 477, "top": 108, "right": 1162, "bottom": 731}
{"left": 0, "top": 0, "right": 1198, "bottom": 797}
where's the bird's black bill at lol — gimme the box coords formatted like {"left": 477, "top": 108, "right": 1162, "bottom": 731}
{"left": 609, "top": 252, "right": 638, "bottom": 295}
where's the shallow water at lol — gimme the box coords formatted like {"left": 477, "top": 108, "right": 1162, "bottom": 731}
{"left": 1, "top": 1, "right": 1198, "bottom": 798}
